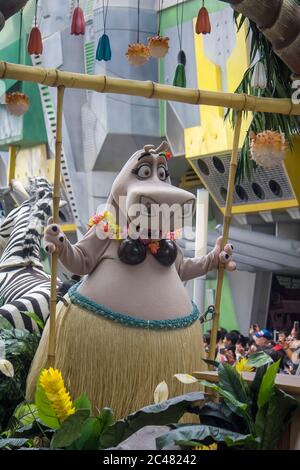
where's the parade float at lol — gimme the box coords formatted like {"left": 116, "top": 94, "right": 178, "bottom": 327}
{"left": 0, "top": 0, "right": 300, "bottom": 451}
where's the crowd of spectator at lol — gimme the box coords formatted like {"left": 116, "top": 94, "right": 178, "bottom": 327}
{"left": 203, "top": 322, "right": 300, "bottom": 375}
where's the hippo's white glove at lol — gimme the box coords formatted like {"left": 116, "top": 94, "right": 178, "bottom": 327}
{"left": 211, "top": 236, "right": 236, "bottom": 272}
{"left": 44, "top": 217, "right": 66, "bottom": 254}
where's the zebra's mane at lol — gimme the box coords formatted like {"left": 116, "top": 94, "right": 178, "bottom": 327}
{"left": 22, "top": 178, "right": 53, "bottom": 260}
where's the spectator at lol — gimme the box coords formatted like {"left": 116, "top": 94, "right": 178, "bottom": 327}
{"left": 278, "top": 330, "right": 288, "bottom": 344}
{"left": 223, "top": 331, "right": 239, "bottom": 348}
{"left": 254, "top": 329, "right": 284, "bottom": 365}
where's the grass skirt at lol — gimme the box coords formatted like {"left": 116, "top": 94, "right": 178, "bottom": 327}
{"left": 26, "top": 296, "right": 206, "bottom": 419}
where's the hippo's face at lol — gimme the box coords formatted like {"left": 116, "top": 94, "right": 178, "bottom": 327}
{"left": 110, "top": 143, "right": 195, "bottom": 238}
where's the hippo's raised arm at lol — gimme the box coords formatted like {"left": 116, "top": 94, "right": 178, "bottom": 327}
{"left": 175, "top": 236, "right": 236, "bottom": 282}
{"left": 44, "top": 223, "right": 110, "bottom": 275}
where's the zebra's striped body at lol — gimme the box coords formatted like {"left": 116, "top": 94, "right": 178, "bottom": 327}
{"left": 0, "top": 178, "right": 61, "bottom": 332}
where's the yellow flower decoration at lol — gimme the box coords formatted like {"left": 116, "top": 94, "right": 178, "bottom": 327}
{"left": 193, "top": 443, "right": 218, "bottom": 450}
{"left": 235, "top": 358, "right": 254, "bottom": 375}
{"left": 39, "top": 368, "right": 75, "bottom": 423}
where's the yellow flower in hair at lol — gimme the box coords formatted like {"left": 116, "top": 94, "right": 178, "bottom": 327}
{"left": 39, "top": 368, "right": 75, "bottom": 423}
{"left": 235, "top": 358, "right": 254, "bottom": 375}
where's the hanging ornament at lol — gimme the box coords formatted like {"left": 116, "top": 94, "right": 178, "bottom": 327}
{"left": 173, "top": 1, "right": 186, "bottom": 88}
{"left": 173, "top": 50, "right": 186, "bottom": 87}
{"left": 250, "top": 130, "right": 287, "bottom": 168}
{"left": 195, "top": 1, "right": 211, "bottom": 35}
{"left": 6, "top": 92, "right": 29, "bottom": 116}
{"left": 71, "top": 0, "right": 85, "bottom": 35}
{"left": 147, "top": 0, "right": 169, "bottom": 58}
{"left": 28, "top": 0, "right": 43, "bottom": 55}
{"left": 7, "top": 10, "right": 29, "bottom": 116}
{"left": 126, "top": 0, "right": 150, "bottom": 67}
{"left": 96, "top": 0, "right": 111, "bottom": 61}
{"left": 251, "top": 61, "right": 267, "bottom": 89}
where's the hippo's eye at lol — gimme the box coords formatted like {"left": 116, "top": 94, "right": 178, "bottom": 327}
{"left": 132, "top": 163, "right": 152, "bottom": 180}
{"left": 157, "top": 165, "right": 169, "bottom": 181}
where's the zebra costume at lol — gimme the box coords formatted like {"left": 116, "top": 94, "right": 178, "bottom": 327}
{"left": 0, "top": 178, "right": 61, "bottom": 332}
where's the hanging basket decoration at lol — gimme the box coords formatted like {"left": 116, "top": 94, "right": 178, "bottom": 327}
{"left": 126, "top": 43, "right": 150, "bottom": 67}
{"left": 251, "top": 61, "right": 267, "bottom": 90}
{"left": 96, "top": 33, "right": 112, "bottom": 61}
{"left": 195, "top": 3, "right": 211, "bottom": 35}
{"left": 250, "top": 130, "right": 287, "bottom": 168}
{"left": 28, "top": 26, "right": 43, "bottom": 55}
{"left": 173, "top": 50, "right": 186, "bottom": 88}
{"left": 71, "top": 4, "right": 85, "bottom": 35}
{"left": 147, "top": 35, "right": 169, "bottom": 58}
{"left": 6, "top": 92, "right": 29, "bottom": 116}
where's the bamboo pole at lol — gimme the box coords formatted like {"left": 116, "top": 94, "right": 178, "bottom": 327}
{"left": 47, "top": 85, "right": 65, "bottom": 368}
{"left": 0, "top": 61, "right": 300, "bottom": 115}
{"left": 7, "top": 145, "right": 17, "bottom": 185}
{"left": 208, "top": 110, "right": 243, "bottom": 365}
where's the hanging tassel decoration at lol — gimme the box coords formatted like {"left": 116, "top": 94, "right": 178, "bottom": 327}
{"left": 96, "top": 33, "right": 111, "bottom": 61}
{"left": 71, "top": 1, "right": 85, "bottom": 35}
{"left": 173, "top": 50, "right": 186, "bottom": 88}
{"left": 28, "top": 27, "right": 43, "bottom": 55}
{"left": 251, "top": 61, "right": 267, "bottom": 89}
{"left": 96, "top": 0, "right": 111, "bottom": 61}
{"left": 195, "top": 1, "right": 211, "bottom": 35}
{"left": 28, "top": 1, "right": 42, "bottom": 55}
{"left": 173, "top": 1, "right": 186, "bottom": 87}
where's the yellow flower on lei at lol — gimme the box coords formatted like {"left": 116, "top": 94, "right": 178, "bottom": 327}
{"left": 39, "top": 368, "right": 75, "bottom": 423}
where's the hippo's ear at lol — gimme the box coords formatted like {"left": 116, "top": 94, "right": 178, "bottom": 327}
{"left": 154, "top": 141, "right": 170, "bottom": 154}
{"left": 143, "top": 144, "right": 155, "bottom": 152}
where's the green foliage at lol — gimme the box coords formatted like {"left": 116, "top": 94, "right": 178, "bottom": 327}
{"left": 35, "top": 381, "right": 60, "bottom": 430}
{"left": 0, "top": 328, "right": 40, "bottom": 430}
{"left": 22, "top": 312, "right": 45, "bottom": 331}
{"left": 156, "top": 425, "right": 259, "bottom": 450}
{"left": 228, "top": 14, "right": 300, "bottom": 182}
{"left": 50, "top": 409, "right": 91, "bottom": 449}
{"left": 99, "top": 392, "right": 204, "bottom": 449}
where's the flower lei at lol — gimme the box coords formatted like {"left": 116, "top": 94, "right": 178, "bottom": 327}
{"left": 88, "top": 211, "right": 180, "bottom": 249}
{"left": 88, "top": 211, "right": 122, "bottom": 239}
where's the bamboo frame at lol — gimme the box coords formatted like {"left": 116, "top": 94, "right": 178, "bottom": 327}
{"left": 208, "top": 111, "right": 243, "bottom": 365}
{"left": 47, "top": 86, "right": 65, "bottom": 367}
{"left": 1, "top": 61, "right": 300, "bottom": 114}
{"left": 1, "top": 60, "right": 299, "bottom": 367}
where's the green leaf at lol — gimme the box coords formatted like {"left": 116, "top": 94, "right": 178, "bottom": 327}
{"left": 156, "top": 425, "right": 259, "bottom": 450}
{"left": 247, "top": 351, "right": 273, "bottom": 369}
{"left": 50, "top": 409, "right": 90, "bottom": 449}
{"left": 218, "top": 363, "right": 251, "bottom": 406}
{"left": 98, "top": 407, "right": 115, "bottom": 434}
{"left": 69, "top": 417, "right": 101, "bottom": 450}
{"left": 70, "top": 408, "right": 114, "bottom": 450}
{"left": 257, "top": 360, "right": 280, "bottom": 409}
{"left": 35, "top": 381, "right": 60, "bottom": 430}
{"left": 13, "top": 402, "right": 39, "bottom": 427}
{"left": 199, "top": 380, "right": 248, "bottom": 415}
{"left": 0, "top": 316, "right": 13, "bottom": 330}
{"left": 255, "top": 387, "right": 300, "bottom": 449}
{"left": 74, "top": 394, "right": 91, "bottom": 412}
{"left": 99, "top": 392, "right": 204, "bottom": 449}
{"left": 22, "top": 311, "right": 45, "bottom": 331}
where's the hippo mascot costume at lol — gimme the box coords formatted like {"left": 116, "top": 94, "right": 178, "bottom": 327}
{"left": 27, "top": 142, "right": 235, "bottom": 418}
